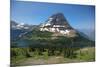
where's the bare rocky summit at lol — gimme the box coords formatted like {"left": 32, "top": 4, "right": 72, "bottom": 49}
{"left": 40, "top": 13, "right": 77, "bottom": 37}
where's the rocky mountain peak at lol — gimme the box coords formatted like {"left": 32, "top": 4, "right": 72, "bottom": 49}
{"left": 40, "top": 13, "right": 77, "bottom": 37}
{"left": 46, "top": 13, "right": 71, "bottom": 27}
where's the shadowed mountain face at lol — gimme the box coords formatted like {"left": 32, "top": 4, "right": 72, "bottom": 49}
{"left": 47, "top": 13, "right": 71, "bottom": 27}
{"left": 40, "top": 13, "right": 77, "bottom": 37}
{"left": 78, "top": 29, "right": 95, "bottom": 41}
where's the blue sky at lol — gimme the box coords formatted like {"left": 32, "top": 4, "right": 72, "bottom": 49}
{"left": 11, "top": 0, "right": 95, "bottom": 30}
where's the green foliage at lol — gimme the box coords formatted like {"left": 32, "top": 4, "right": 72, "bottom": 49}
{"left": 11, "top": 48, "right": 31, "bottom": 62}
{"left": 42, "top": 49, "right": 49, "bottom": 59}
{"left": 24, "top": 48, "right": 31, "bottom": 57}
{"left": 11, "top": 47, "right": 95, "bottom": 65}
{"left": 11, "top": 42, "right": 18, "bottom": 48}
{"left": 33, "top": 48, "right": 40, "bottom": 59}
{"left": 54, "top": 50, "right": 60, "bottom": 56}
{"left": 24, "top": 30, "right": 53, "bottom": 39}
{"left": 11, "top": 30, "right": 95, "bottom": 65}
{"left": 76, "top": 47, "right": 95, "bottom": 61}
{"left": 18, "top": 29, "right": 95, "bottom": 48}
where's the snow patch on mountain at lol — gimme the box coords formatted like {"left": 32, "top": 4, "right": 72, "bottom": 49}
{"left": 39, "top": 13, "right": 77, "bottom": 37}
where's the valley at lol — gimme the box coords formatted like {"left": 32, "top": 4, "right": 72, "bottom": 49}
{"left": 11, "top": 13, "right": 95, "bottom": 66}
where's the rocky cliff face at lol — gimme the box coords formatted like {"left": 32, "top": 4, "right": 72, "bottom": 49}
{"left": 40, "top": 13, "right": 77, "bottom": 37}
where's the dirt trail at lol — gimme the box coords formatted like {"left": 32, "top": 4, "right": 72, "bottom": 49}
{"left": 14, "top": 56, "right": 84, "bottom": 66}
{"left": 15, "top": 56, "right": 62, "bottom": 66}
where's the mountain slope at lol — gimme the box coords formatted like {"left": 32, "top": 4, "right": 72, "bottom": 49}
{"left": 11, "top": 20, "right": 37, "bottom": 41}
{"left": 15, "top": 28, "right": 94, "bottom": 48}
{"left": 40, "top": 13, "right": 77, "bottom": 37}
{"left": 11, "top": 13, "right": 95, "bottom": 48}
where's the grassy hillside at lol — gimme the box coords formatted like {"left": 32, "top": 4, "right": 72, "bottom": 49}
{"left": 11, "top": 29, "right": 94, "bottom": 48}
{"left": 11, "top": 30, "right": 95, "bottom": 66}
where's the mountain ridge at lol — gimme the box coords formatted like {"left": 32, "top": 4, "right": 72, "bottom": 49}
{"left": 11, "top": 13, "right": 95, "bottom": 48}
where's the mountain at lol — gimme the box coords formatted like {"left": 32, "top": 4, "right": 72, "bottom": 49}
{"left": 11, "top": 20, "right": 36, "bottom": 31}
{"left": 11, "top": 20, "right": 37, "bottom": 40}
{"left": 11, "top": 13, "right": 95, "bottom": 48}
{"left": 78, "top": 29, "right": 95, "bottom": 41}
{"left": 40, "top": 13, "right": 77, "bottom": 37}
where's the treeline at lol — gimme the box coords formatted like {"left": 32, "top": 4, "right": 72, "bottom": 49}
{"left": 11, "top": 47, "right": 78, "bottom": 60}
{"left": 11, "top": 30, "right": 94, "bottom": 48}
{"left": 11, "top": 30, "right": 95, "bottom": 65}
{"left": 11, "top": 37, "right": 94, "bottom": 48}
